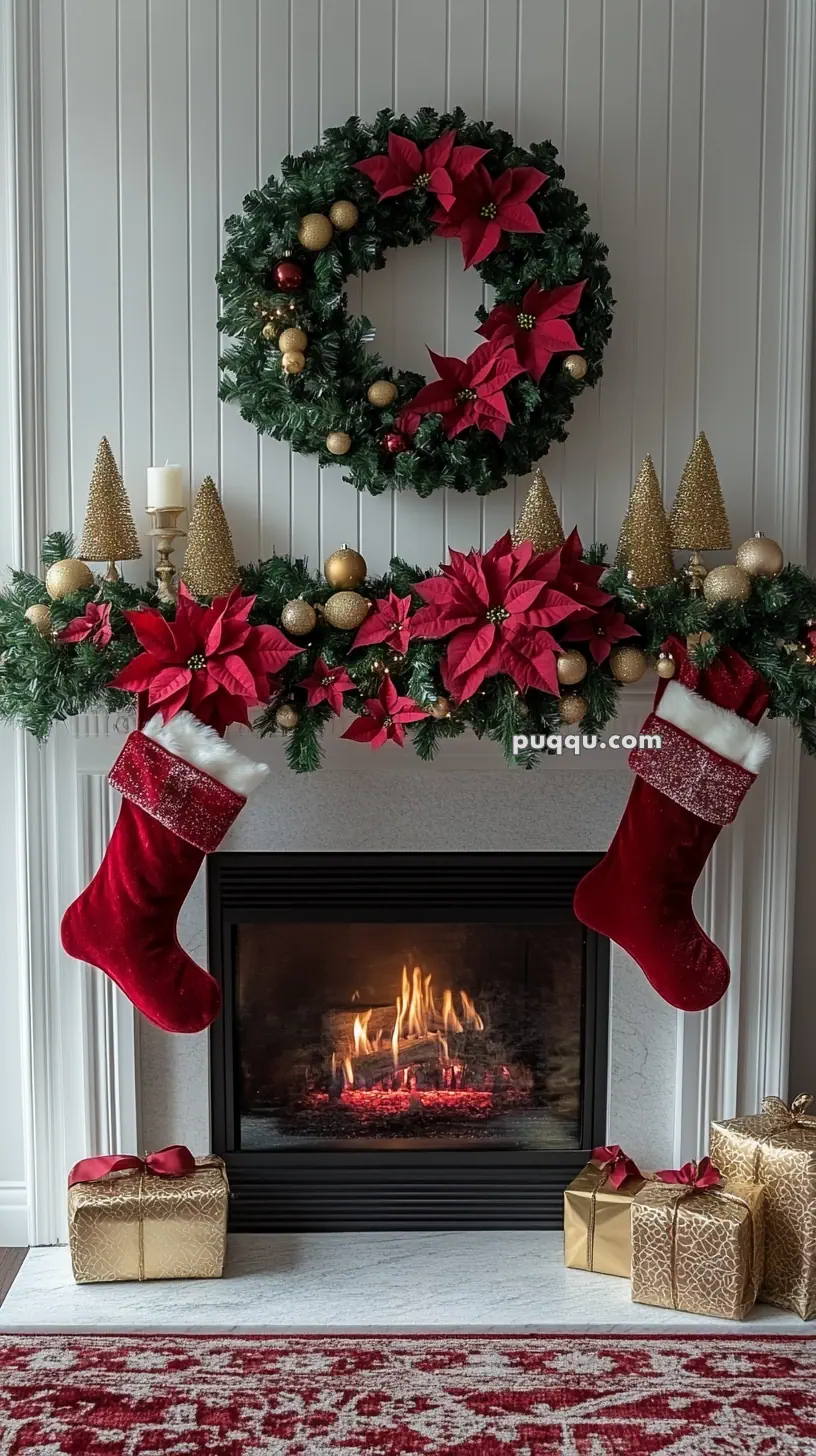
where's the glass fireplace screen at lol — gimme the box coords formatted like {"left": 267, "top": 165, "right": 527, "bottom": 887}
{"left": 235, "top": 919, "right": 585, "bottom": 1151}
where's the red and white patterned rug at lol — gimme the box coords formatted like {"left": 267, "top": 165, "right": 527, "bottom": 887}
{"left": 1, "top": 1333, "right": 814, "bottom": 1453}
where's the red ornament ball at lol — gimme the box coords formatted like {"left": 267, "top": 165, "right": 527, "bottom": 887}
{"left": 383, "top": 431, "right": 408, "bottom": 456}
{"left": 274, "top": 260, "right": 303, "bottom": 293}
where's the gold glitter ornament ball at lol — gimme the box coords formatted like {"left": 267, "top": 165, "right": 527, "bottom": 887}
{"left": 703, "top": 564, "right": 751, "bottom": 604}
{"left": 324, "top": 545, "right": 367, "bottom": 589}
{"left": 281, "top": 598, "right": 317, "bottom": 636}
{"left": 275, "top": 702, "right": 300, "bottom": 730}
{"left": 298, "top": 213, "right": 333, "bottom": 250}
{"left": 559, "top": 694, "right": 588, "bottom": 724}
{"left": 329, "top": 200, "right": 359, "bottom": 230}
{"left": 262, "top": 320, "right": 279, "bottom": 341}
{"left": 656, "top": 652, "right": 676, "bottom": 679}
{"left": 326, "top": 430, "right": 352, "bottom": 456}
{"left": 281, "top": 350, "right": 306, "bottom": 375}
{"left": 278, "top": 327, "right": 307, "bottom": 354}
{"left": 735, "top": 533, "right": 784, "bottom": 579}
{"left": 429, "top": 696, "right": 452, "bottom": 719}
{"left": 610, "top": 645, "right": 648, "bottom": 683}
{"left": 45, "top": 558, "right": 94, "bottom": 599}
{"left": 367, "top": 379, "right": 398, "bottom": 408}
{"left": 322, "top": 590, "right": 370, "bottom": 630}
{"left": 556, "top": 650, "right": 588, "bottom": 686}
{"left": 563, "top": 354, "right": 588, "bottom": 380}
{"left": 25, "top": 603, "right": 52, "bottom": 636}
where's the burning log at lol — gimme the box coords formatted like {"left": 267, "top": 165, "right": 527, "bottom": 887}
{"left": 350, "top": 1035, "right": 444, "bottom": 1086}
{"left": 322, "top": 1004, "right": 393, "bottom": 1049}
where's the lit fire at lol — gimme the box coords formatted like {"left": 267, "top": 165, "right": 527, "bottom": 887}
{"left": 336, "top": 964, "right": 485, "bottom": 1090}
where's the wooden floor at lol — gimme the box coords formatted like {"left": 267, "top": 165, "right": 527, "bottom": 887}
{"left": 0, "top": 1250, "right": 27, "bottom": 1308}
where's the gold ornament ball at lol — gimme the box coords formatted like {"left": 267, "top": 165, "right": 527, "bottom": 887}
{"left": 281, "top": 349, "right": 306, "bottom": 375}
{"left": 281, "top": 598, "right": 317, "bottom": 636}
{"left": 326, "top": 430, "right": 352, "bottom": 456}
{"left": 556, "top": 650, "right": 588, "bottom": 686}
{"left": 322, "top": 590, "right": 371, "bottom": 630}
{"left": 45, "top": 558, "right": 94, "bottom": 599}
{"left": 656, "top": 652, "right": 676, "bottom": 679}
{"left": 324, "top": 545, "right": 367, "bottom": 589}
{"left": 735, "top": 533, "right": 784, "bottom": 579}
{"left": 703, "top": 564, "right": 752, "bottom": 604}
{"left": 367, "top": 379, "right": 398, "bottom": 408}
{"left": 563, "top": 354, "right": 588, "bottom": 381}
{"left": 275, "top": 703, "right": 300, "bottom": 730}
{"left": 609, "top": 645, "right": 648, "bottom": 684}
{"left": 262, "top": 320, "right": 278, "bottom": 340}
{"left": 25, "top": 603, "right": 52, "bottom": 636}
{"left": 298, "top": 212, "right": 334, "bottom": 250}
{"left": 429, "top": 696, "right": 452, "bottom": 719}
{"left": 329, "top": 200, "right": 359, "bottom": 231}
{"left": 278, "top": 326, "right": 307, "bottom": 354}
{"left": 559, "top": 694, "right": 588, "bottom": 725}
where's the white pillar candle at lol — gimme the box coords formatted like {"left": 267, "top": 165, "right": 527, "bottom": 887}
{"left": 147, "top": 464, "right": 185, "bottom": 510}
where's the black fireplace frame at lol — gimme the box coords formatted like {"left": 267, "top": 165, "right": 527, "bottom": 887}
{"left": 208, "top": 851, "right": 609, "bottom": 1231}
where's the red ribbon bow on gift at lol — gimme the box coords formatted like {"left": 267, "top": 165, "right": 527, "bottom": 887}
{"left": 68, "top": 1144, "right": 196, "bottom": 1189}
{"left": 654, "top": 1156, "right": 722, "bottom": 1191}
{"left": 591, "top": 1144, "right": 643, "bottom": 1189}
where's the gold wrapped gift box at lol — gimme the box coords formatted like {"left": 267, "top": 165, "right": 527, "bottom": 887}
{"left": 710, "top": 1094, "right": 816, "bottom": 1320}
{"left": 68, "top": 1154, "right": 229, "bottom": 1284}
{"left": 564, "top": 1163, "right": 647, "bottom": 1278}
{"left": 631, "top": 1174, "right": 764, "bottom": 1320}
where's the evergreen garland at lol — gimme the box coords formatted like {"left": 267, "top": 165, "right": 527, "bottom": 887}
{"left": 217, "top": 107, "right": 614, "bottom": 498}
{"left": 2, "top": 534, "right": 815, "bottom": 767}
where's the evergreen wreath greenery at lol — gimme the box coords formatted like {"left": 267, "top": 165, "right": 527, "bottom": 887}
{"left": 2, "top": 531, "right": 816, "bottom": 775}
{"left": 217, "top": 107, "right": 614, "bottom": 499}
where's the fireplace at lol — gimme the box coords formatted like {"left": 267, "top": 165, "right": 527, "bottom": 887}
{"left": 208, "top": 852, "right": 609, "bottom": 1230}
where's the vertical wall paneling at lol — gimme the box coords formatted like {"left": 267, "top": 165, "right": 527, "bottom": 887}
{"left": 258, "top": 0, "right": 293, "bottom": 558}
{"left": 287, "top": 0, "right": 321, "bottom": 561}
{"left": 632, "top": 3, "right": 671, "bottom": 482}
{"left": 187, "top": 0, "right": 219, "bottom": 517}
{"left": 38, "top": 3, "right": 71, "bottom": 532}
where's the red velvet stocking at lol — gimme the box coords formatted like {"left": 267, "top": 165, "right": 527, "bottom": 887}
{"left": 61, "top": 712, "right": 267, "bottom": 1034}
{"left": 573, "top": 640, "right": 770, "bottom": 1012}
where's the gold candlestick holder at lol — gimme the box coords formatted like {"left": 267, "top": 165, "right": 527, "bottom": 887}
{"left": 147, "top": 507, "right": 186, "bottom": 604}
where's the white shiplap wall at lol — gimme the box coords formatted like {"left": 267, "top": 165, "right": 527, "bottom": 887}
{"left": 34, "top": 0, "right": 798, "bottom": 573}
{"left": 2, "top": 0, "right": 814, "bottom": 1243}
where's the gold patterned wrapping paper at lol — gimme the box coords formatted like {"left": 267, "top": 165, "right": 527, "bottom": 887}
{"left": 564, "top": 1164, "right": 647, "bottom": 1277}
{"left": 631, "top": 1179, "right": 764, "bottom": 1320}
{"left": 68, "top": 1156, "right": 229, "bottom": 1283}
{"left": 710, "top": 1094, "right": 816, "bottom": 1320}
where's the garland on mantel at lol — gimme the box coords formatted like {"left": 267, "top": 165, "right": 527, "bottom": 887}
{"left": 1, "top": 529, "right": 815, "bottom": 773}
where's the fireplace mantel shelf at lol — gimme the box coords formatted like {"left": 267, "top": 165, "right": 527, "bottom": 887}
{"left": 0, "top": 1234, "right": 805, "bottom": 1335}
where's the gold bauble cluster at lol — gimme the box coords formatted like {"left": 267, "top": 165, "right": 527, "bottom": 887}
{"left": 281, "top": 350, "right": 306, "bottom": 375}
{"left": 326, "top": 431, "right": 352, "bottom": 456}
{"left": 281, "top": 598, "right": 317, "bottom": 636}
{"left": 556, "top": 650, "right": 588, "bottom": 686}
{"left": 324, "top": 546, "right": 367, "bottom": 589}
{"left": 735, "top": 533, "right": 783, "bottom": 578}
{"left": 609, "top": 645, "right": 648, "bottom": 684}
{"left": 559, "top": 695, "right": 588, "bottom": 724}
{"left": 322, "top": 590, "right": 370, "bottom": 631}
{"left": 297, "top": 212, "right": 334, "bottom": 251}
{"left": 45, "top": 558, "right": 94, "bottom": 600}
{"left": 367, "top": 379, "right": 398, "bottom": 409}
{"left": 702, "top": 564, "right": 751, "bottom": 605}
{"left": 25, "top": 603, "right": 52, "bottom": 636}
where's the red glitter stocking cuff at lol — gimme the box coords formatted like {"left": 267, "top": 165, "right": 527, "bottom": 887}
{"left": 629, "top": 717, "right": 757, "bottom": 825}
{"left": 109, "top": 730, "right": 247, "bottom": 853}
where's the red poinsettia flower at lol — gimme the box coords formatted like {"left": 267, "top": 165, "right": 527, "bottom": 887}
{"left": 341, "top": 674, "right": 428, "bottom": 749}
{"left": 477, "top": 281, "right": 586, "bottom": 383}
{"left": 299, "top": 657, "right": 356, "bottom": 715}
{"left": 397, "top": 337, "right": 525, "bottom": 442}
{"left": 411, "top": 533, "right": 588, "bottom": 701}
{"left": 554, "top": 528, "right": 613, "bottom": 611}
{"left": 57, "top": 601, "right": 113, "bottom": 648}
{"left": 109, "top": 584, "right": 301, "bottom": 733}
{"left": 563, "top": 604, "right": 640, "bottom": 665}
{"left": 352, "top": 591, "right": 414, "bottom": 654}
{"left": 432, "top": 163, "right": 547, "bottom": 267}
{"left": 354, "top": 129, "right": 488, "bottom": 208}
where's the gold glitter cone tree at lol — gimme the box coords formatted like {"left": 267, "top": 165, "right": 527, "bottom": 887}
{"left": 181, "top": 476, "right": 240, "bottom": 598}
{"left": 78, "top": 437, "right": 142, "bottom": 581}
{"left": 670, "top": 433, "right": 732, "bottom": 551}
{"left": 622, "top": 455, "right": 674, "bottom": 587}
{"left": 512, "top": 470, "right": 565, "bottom": 553}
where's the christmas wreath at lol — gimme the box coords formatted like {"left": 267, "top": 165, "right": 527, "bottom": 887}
{"left": 217, "top": 107, "right": 614, "bottom": 498}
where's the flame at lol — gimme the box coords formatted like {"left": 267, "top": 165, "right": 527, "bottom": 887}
{"left": 391, "top": 995, "right": 404, "bottom": 1068}
{"left": 442, "top": 988, "right": 464, "bottom": 1033}
{"left": 343, "top": 1055, "right": 355, "bottom": 1087}
{"left": 460, "top": 991, "right": 484, "bottom": 1031}
{"left": 338, "top": 962, "right": 485, "bottom": 1082}
{"left": 353, "top": 1008, "right": 373, "bottom": 1056}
